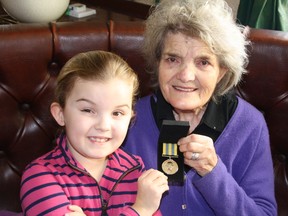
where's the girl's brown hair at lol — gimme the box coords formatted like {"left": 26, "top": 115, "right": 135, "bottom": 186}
{"left": 55, "top": 50, "right": 139, "bottom": 109}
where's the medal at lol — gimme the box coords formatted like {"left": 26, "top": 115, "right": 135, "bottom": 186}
{"left": 158, "top": 120, "right": 190, "bottom": 183}
{"left": 162, "top": 158, "right": 178, "bottom": 175}
{"left": 161, "top": 143, "right": 179, "bottom": 175}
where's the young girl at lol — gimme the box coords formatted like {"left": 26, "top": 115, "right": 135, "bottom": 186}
{"left": 20, "top": 51, "right": 168, "bottom": 216}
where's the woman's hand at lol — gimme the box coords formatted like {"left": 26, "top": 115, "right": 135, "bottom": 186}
{"left": 178, "top": 134, "right": 218, "bottom": 176}
{"left": 132, "top": 169, "right": 169, "bottom": 215}
{"left": 65, "top": 205, "right": 86, "bottom": 216}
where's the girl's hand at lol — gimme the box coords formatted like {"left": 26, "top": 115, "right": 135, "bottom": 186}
{"left": 65, "top": 205, "right": 86, "bottom": 216}
{"left": 178, "top": 133, "right": 218, "bottom": 176}
{"left": 132, "top": 169, "right": 169, "bottom": 215}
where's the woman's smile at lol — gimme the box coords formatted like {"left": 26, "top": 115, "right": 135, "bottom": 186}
{"left": 172, "top": 85, "right": 197, "bottom": 92}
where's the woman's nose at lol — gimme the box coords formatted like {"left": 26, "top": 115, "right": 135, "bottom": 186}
{"left": 176, "top": 63, "right": 196, "bottom": 82}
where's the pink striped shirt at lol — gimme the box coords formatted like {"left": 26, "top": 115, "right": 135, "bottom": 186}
{"left": 20, "top": 135, "right": 159, "bottom": 216}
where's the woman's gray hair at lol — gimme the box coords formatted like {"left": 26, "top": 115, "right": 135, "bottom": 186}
{"left": 142, "top": 0, "right": 250, "bottom": 98}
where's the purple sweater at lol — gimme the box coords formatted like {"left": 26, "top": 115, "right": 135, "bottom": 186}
{"left": 123, "top": 95, "right": 277, "bottom": 216}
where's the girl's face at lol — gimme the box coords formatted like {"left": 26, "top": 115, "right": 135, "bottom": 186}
{"left": 51, "top": 78, "right": 133, "bottom": 165}
{"left": 158, "top": 32, "right": 227, "bottom": 113}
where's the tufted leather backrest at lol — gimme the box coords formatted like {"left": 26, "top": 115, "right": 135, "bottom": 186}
{"left": 0, "top": 21, "right": 110, "bottom": 212}
{"left": 0, "top": 21, "right": 287, "bottom": 215}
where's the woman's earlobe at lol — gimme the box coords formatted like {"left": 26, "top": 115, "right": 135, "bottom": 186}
{"left": 217, "top": 67, "right": 228, "bottom": 83}
{"left": 50, "top": 102, "right": 65, "bottom": 126}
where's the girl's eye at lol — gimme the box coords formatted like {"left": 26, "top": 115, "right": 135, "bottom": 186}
{"left": 81, "top": 108, "right": 94, "bottom": 114}
{"left": 113, "top": 111, "right": 124, "bottom": 117}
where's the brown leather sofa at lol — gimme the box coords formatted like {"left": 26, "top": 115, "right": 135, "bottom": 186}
{"left": 0, "top": 21, "right": 287, "bottom": 216}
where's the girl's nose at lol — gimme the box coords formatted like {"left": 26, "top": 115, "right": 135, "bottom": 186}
{"left": 94, "top": 115, "right": 110, "bottom": 131}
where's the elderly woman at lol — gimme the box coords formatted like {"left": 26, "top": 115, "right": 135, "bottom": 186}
{"left": 123, "top": 0, "right": 277, "bottom": 215}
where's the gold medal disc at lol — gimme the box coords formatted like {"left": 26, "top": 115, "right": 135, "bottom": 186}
{"left": 162, "top": 159, "right": 178, "bottom": 175}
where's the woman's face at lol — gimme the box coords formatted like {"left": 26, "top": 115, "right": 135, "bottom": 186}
{"left": 158, "top": 32, "right": 226, "bottom": 113}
